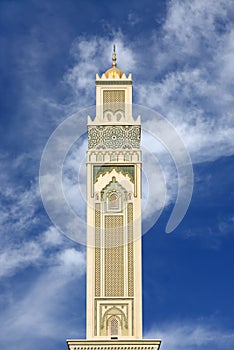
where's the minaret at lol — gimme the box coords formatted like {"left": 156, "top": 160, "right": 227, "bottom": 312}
{"left": 67, "top": 47, "right": 161, "bottom": 350}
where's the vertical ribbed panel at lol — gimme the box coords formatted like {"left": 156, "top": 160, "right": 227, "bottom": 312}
{"left": 104, "top": 215, "right": 124, "bottom": 296}
{"left": 128, "top": 203, "right": 134, "bottom": 297}
{"left": 95, "top": 204, "right": 101, "bottom": 297}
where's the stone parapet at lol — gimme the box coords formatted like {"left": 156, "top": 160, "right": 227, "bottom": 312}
{"left": 67, "top": 339, "right": 161, "bottom": 350}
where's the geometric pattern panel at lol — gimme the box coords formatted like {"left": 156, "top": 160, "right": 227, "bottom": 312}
{"left": 127, "top": 203, "right": 134, "bottom": 297}
{"left": 95, "top": 204, "right": 101, "bottom": 297}
{"left": 103, "top": 90, "right": 125, "bottom": 114}
{"left": 103, "top": 90, "right": 125, "bottom": 104}
{"left": 88, "top": 125, "right": 141, "bottom": 150}
{"left": 104, "top": 215, "right": 124, "bottom": 296}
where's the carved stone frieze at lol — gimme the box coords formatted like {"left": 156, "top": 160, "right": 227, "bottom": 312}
{"left": 88, "top": 125, "right": 141, "bottom": 150}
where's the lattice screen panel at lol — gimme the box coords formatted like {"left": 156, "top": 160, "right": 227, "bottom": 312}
{"left": 110, "top": 317, "right": 119, "bottom": 336}
{"left": 103, "top": 90, "right": 125, "bottom": 113}
{"left": 104, "top": 215, "right": 124, "bottom": 296}
{"left": 127, "top": 203, "right": 134, "bottom": 297}
{"left": 95, "top": 204, "right": 101, "bottom": 297}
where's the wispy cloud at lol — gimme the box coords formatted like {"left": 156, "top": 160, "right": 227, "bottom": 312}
{"left": 136, "top": 0, "right": 234, "bottom": 163}
{"left": 145, "top": 320, "right": 234, "bottom": 350}
{"left": 0, "top": 152, "right": 86, "bottom": 278}
{"left": 182, "top": 213, "right": 234, "bottom": 249}
{"left": 0, "top": 153, "right": 40, "bottom": 239}
{"left": 0, "top": 248, "right": 86, "bottom": 349}
{"left": 63, "top": 32, "right": 136, "bottom": 112}
{"left": 0, "top": 240, "right": 43, "bottom": 278}
{"left": 0, "top": 225, "right": 77, "bottom": 278}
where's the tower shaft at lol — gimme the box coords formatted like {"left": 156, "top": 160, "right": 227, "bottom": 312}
{"left": 86, "top": 65, "right": 142, "bottom": 339}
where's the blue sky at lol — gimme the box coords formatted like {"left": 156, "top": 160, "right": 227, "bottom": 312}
{"left": 0, "top": 0, "right": 234, "bottom": 349}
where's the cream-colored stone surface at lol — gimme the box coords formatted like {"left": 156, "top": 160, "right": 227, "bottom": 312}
{"left": 86, "top": 62, "right": 143, "bottom": 339}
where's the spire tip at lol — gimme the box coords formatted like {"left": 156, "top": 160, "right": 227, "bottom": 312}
{"left": 112, "top": 44, "right": 117, "bottom": 67}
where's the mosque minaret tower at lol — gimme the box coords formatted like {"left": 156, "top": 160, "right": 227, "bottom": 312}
{"left": 67, "top": 46, "right": 161, "bottom": 350}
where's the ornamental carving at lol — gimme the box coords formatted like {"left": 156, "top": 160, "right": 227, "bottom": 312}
{"left": 94, "top": 166, "right": 135, "bottom": 183}
{"left": 88, "top": 125, "right": 141, "bottom": 150}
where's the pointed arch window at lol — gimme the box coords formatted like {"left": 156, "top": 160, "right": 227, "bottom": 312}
{"left": 109, "top": 193, "right": 118, "bottom": 209}
{"left": 106, "top": 190, "right": 121, "bottom": 212}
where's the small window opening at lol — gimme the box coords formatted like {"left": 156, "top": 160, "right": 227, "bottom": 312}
{"left": 109, "top": 193, "right": 118, "bottom": 209}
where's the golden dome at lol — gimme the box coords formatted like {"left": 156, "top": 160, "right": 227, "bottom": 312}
{"left": 105, "top": 67, "right": 123, "bottom": 78}
{"left": 104, "top": 45, "right": 124, "bottom": 78}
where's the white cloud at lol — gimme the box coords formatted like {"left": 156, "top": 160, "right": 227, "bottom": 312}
{"left": 0, "top": 183, "right": 38, "bottom": 233}
{"left": 182, "top": 213, "right": 234, "bottom": 249}
{"left": 41, "top": 226, "right": 64, "bottom": 247}
{"left": 63, "top": 32, "right": 136, "bottom": 111}
{"left": 145, "top": 321, "right": 234, "bottom": 350}
{"left": 0, "top": 241, "right": 43, "bottom": 278}
{"left": 0, "top": 250, "right": 86, "bottom": 349}
{"left": 218, "top": 28, "right": 234, "bottom": 83}
{"left": 155, "top": 0, "right": 232, "bottom": 66}
{"left": 0, "top": 226, "right": 80, "bottom": 278}
{"left": 218, "top": 215, "right": 234, "bottom": 235}
{"left": 0, "top": 152, "right": 85, "bottom": 278}
{"left": 135, "top": 0, "right": 234, "bottom": 164}
{"left": 57, "top": 248, "right": 85, "bottom": 274}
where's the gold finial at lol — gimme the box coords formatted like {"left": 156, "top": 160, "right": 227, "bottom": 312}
{"left": 104, "top": 44, "right": 123, "bottom": 78}
{"left": 112, "top": 44, "right": 117, "bottom": 67}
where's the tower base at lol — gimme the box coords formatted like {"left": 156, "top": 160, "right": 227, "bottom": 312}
{"left": 66, "top": 339, "right": 161, "bottom": 350}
